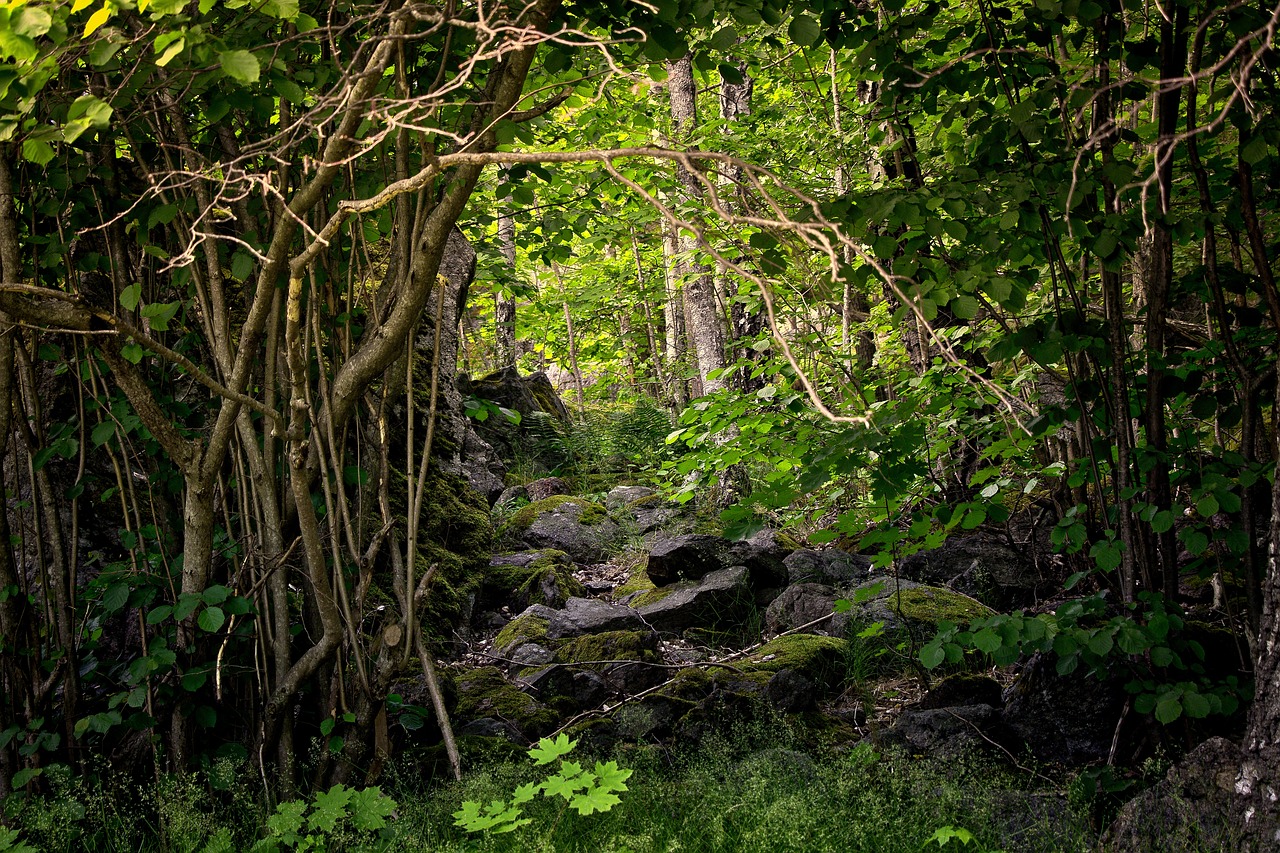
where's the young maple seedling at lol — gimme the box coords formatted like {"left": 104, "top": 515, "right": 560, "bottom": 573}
{"left": 453, "top": 734, "right": 632, "bottom": 835}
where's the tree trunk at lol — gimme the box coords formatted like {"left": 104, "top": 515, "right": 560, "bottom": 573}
{"left": 495, "top": 171, "right": 518, "bottom": 368}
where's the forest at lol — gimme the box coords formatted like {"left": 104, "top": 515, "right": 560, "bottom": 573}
{"left": 0, "top": 0, "right": 1278, "bottom": 849}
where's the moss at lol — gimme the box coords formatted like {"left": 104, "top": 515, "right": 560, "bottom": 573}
{"left": 529, "top": 380, "right": 567, "bottom": 420}
{"left": 493, "top": 613, "right": 550, "bottom": 655}
{"left": 742, "top": 635, "right": 848, "bottom": 683}
{"left": 554, "top": 631, "right": 660, "bottom": 669}
{"left": 485, "top": 550, "right": 585, "bottom": 609}
{"left": 383, "top": 466, "right": 493, "bottom": 648}
{"left": 890, "top": 586, "right": 993, "bottom": 625}
{"left": 452, "top": 666, "right": 559, "bottom": 737}
{"left": 614, "top": 568, "right": 657, "bottom": 601}
{"left": 502, "top": 495, "right": 607, "bottom": 533}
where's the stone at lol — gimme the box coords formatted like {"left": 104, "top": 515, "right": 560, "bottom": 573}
{"left": 526, "top": 476, "right": 570, "bottom": 502}
{"left": 451, "top": 666, "right": 558, "bottom": 739}
{"left": 646, "top": 531, "right": 789, "bottom": 593}
{"left": 606, "top": 485, "right": 656, "bottom": 511}
{"left": 495, "top": 484, "right": 528, "bottom": 508}
{"left": 501, "top": 598, "right": 648, "bottom": 647}
{"left": 500, "top": 496, "right": 622, "bottom": 563}
{"left": 645, "top": 534, "right": 725, "bottom": 584}
{"left": 508, "top": 643, "right": 554, "bottom": 667}
{"left": 842, "top": 578, "right": 994, "bottom": 637}
{"left": 484, "top": 549, "right": 586, "bottom": 610}
{"left": 457, "top": 717, "right": 523, "bottom": 744}
{"left": 1103, "top": 737, "right": 1246, "bottom": 852}
{"left": 765, "top": 668, "right": 816, "bottom": 713}
{"left": 521, "top": 666, "right": 610, "bottom": 713}
{"left": 764, "top": 583, "right": 851, "bottom": 637}
{"left": 1001, "top": 651, "right": 1128, "bottom": 765}
{"left": 636, "top": 566, "right": 754, "bottom": 634}
{"left": 916, "top": 674, "right": 1005, "bottom": 710}
{"left": 784, "top": 548, "right": 873, "bottom": 585}
{"left": 877, "top": 704, "right": 1007, "bottom": 759}
{"left": 897, "top": 534, "right": 1048, "bottom": 610}
{"left": 552, "top": 630, "right": 666, "bottom": 694}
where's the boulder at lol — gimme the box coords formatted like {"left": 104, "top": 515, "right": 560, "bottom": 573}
{"left": 636, "top": 566, "right": 754, "bottom": 635}
{"left": 646, "top": 531, "right": 790, "bottom": 592}
{"left": 645, "top": 534, "right": 725, "bottom": 584}
{"left": 499, "top": 496, "right": 622, "bottom": 563}
{"left": 897, "top": 534, "right": 1048, "bottom": 610}
{"left": 877, "top": 704, "right": 1007, "bottom": 759}
{"left": 483, "top": 549, "right": 585, "bottom": 610}
{"left": 1103, "top": 737, "right": 1247, "bottom": 852}
{"left": 916, "top": 674, "right": 1004, "bottom": 710}
{"left": 764, "top": 669, "right": 817, "bottom": 713}
{"left": 784, "top": 548, "right": 872, "bottom": 585}
{"left": 842, "top": 578, "right": 994, "bottom": 637}
{"left": 551, "top": 630, "right": 665, "bottom": 694}
{"left": 451, "top": 666, "right": 558, "bottom": 740}
{"left": 520, "top": 667, "right": 610, "bottom": 713}
{"left": 498, "top": 599, "right": 647, "bottom": 654}
{"left": 606, "top": 485, "right": 656, "bottom": 511}
{"left": 526, "top": 476, "right": 570, "bottom": 502}
{"left": 764, "top": 583, "right": 851, "bottom": 637}
{"left": 1001, "top": 651, "right": 1128, "bottom": 765}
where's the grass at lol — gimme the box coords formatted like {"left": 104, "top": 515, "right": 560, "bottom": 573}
{"left": 5, "top": 722, "right": 1099, "bottom": 853}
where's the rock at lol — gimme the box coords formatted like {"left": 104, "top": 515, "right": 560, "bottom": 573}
{"left": 492, "top": 610, "right": 551, "bottom": 656}
{"left": 495, "top": 484, "right": 528, "bottom": 508}
{"left": 765, "top": 583, "right": 851, "bottom": 637}
{"left": 646, "top": 531, "right": 790, "bottom": 592}
{"left": 645, "top": 534, "right": 725, "bottom": 584}
{"left": 606, "top": 485, "right": 656, "bottom": 511}
{"left": 784, "top": 548, "right": 873, "bottom": 585}
{"left": 740, "top": 634, "right": 847, "bottom": 688}
{"left": 897, "top": 534, "right": 1048, "bottom": 610}
{"left": 526, "top": 476, "right": 570, "bottom": 502}
{"left": 451, "top": 666, "right": 558, "bottom": 740}
{"left": 765, "top": 669, "right": 816, "bottom": 713}
{"left": 1103, "top": 737, "right": 1246, "bottom": 852}
{"left": 842, "top": 578, "right": 994, "bottom": 637}
{"left": 484, "top": 549, "right": 586, "bottom": 610}
{"left": 916, "top": 674, "right": 1004, "bottom": 710}
{"left": 552, "top": 630, "right": 665, "bottom": 694}
{"left": 457, "top": 717, "right": 524, "bottom": 744}
{"left": 520, "top": 667, "right": 610, "bottom": 713}
{"left": 508, "top": 643, "right": 554, "bottom": 667}
{"left": 550, "top": 597, "right": 648, "bottom": 637}
{"left": 498, "top": 598, "right": 647, "bottom": 652}
{"left": 877, "top": 704, "right": 1006, "bottom": 759}
{"left": 1001, "top": 651, "right": 1128, "bottom": 765}
{"left": 499, "top": 496, "right": 622, "bottom": 563}
{"left": 636, "top": 566, "right": 754, "bottom": 634}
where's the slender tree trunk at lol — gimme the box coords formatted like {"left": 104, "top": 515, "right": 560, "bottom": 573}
{"left": 495, "top": 171, "right": 518, "bottom": 368}
{"left": 666, "top": 54, "right": 730, "bottom": 397}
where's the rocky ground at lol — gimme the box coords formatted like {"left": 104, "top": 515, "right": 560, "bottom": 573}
{"left": 409, "top": 477, "right": 1155, "bottom": 780}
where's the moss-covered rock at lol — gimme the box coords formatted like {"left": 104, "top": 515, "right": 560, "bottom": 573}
{"left": 741, "top": 635, "right": 848, "bottom": 686}
{"left": 845, "top": 578, "right": 994, "bottom": 636}
{"left": 484, "top": 549, "right": 586, "bottom": 610}
{"left": 503, "top": 495, "right": 606, "bottom": 532}
{"left": 493, "top": 612, "right": 551, "bottom": 656}
{"left": 498, "top": 495, "right": 621, "bottom": 562}
{"left": 554, "top": 630, "right": 661, "bottom": 667}
{"left": 613, "top": 567, "right": 657, "bottom": 602}
{"left": 451, "top": 666, "right": 559, "bottom": 739}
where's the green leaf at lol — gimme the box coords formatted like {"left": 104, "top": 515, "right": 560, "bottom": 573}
{"left": 349, "top": 787, "right": 396, "bottom": 831}
{"left": 1196, "top": 495, "right": 1219, "bottom": 517}
{"left": 950, "top": 294, "right": 980, "bottom": 320}
{"left": 91, "top": 420, "right": 115, "bottom": 446}
{"left": 68, "top": 94, "right": 113, "bottom": 129}
{"left": 197, "top": 606, "right": 225, "bottom": 633}
{"left": 972, "top": 628, "right": 1001, "bottom": 654}
{"left": 787, "top": 13, "right": 821, "bottom": 47}
{"left": 1154, "top": 696, "right": 1182, "bottom": 724}
{"left": 1182, "top": 689, "right": 1211, "bottom": 719}
{"left": 119, "top": 282, "right": 142, "bottom": 310}
{"left": 102, "top": 582, "right": 129, "bottom": 613}
{"left": 308, "top": 785, "right": 353, "bottom": 833}
{"left": 220, "top": 50, "right": 261, "bottom": 84}
{"left": 920, "top": 642, "right": 945, "bottom": 669}
{"left": 529, "top": 734, "right": 576, "bottom": 765}
{"left": 21, "top": 139, "right": 54, "bottom": 166}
